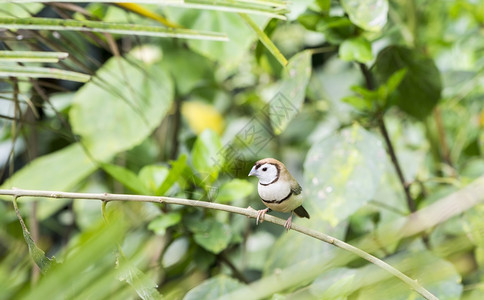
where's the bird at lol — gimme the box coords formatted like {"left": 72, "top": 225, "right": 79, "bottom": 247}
{"left": 248, "top": 158, "right": 310, "bottom": 230}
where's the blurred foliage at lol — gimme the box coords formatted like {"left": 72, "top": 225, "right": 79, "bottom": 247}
{"left": 1, "top": 0, "right": 484, "bottom": 299}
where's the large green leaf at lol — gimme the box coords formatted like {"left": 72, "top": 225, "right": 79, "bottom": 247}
{"left": 70, "top": 56, "right": 174, "bottom": 160}
{"left": 372, "top": 46, "right": 442, "bottom": 120}
{"left": 341, "top": 0, "right": 388, "bottom": 32}
{"left": 304, "top": 124, "right": 386, "bottom": 226}
{"left": 184, "top": 275, "right": 244, "bottom": 300}
{"left": 269, "top": 50, "right": 312, "bottom": 135}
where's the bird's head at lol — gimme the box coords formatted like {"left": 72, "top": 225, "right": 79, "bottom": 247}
{"left": 248, "top": 158, "right": 281, "bottom": 185}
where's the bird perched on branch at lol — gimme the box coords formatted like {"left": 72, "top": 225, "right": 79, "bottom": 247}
{"left": 248, "top": 158, "right": 310, "bottom": 230}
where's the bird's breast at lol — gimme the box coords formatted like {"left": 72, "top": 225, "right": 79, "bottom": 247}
{"left": 258, "top": 180, "right": 290, "bottom": 201}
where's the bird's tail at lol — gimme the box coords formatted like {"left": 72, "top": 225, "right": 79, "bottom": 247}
{"left": 294, "top": 205, "right": 310, "bottom": 219}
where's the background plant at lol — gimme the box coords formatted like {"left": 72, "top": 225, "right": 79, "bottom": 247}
{"left": 0, "top": 0, "right": 483, "bottom": 299}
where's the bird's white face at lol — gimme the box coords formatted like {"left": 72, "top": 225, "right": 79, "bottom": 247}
{"left": 249, "top": 163, "right": 279, "bottom": 185}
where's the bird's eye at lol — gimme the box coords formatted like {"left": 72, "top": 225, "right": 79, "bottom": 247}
{"left": 262, "top": 167, "right": 267, "bottom": 171}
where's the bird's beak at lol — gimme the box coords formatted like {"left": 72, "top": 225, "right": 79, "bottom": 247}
{"left": 248, "top": 166, "right": 257, "bottom": 177}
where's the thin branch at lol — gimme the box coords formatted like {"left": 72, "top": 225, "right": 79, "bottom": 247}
{"left": 2, "top": 188, "right": 437, "bottom": 300}
{"left": 377, "top": 117, "right": 416, "bottom": 212}
{"left": 358, "top": 62, "right": 417, "bottom": 212}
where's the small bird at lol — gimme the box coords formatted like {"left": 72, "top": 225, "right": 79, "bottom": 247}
{"left": 248, "top": 158, "right": 310, "bottom": 230}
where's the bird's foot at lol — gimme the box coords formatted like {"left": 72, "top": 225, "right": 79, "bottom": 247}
{"left": 284, "top": 214, "right": 293, "bottom": 231}
{"left": 256, "top": 208, "right": 269, "bottom": 225}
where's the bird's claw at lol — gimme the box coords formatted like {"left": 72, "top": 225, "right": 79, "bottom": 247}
{"left": 256, "top": 208, "right": 269, "bottom": 225}
{"left": 284, "top": 214, "right": 293, "bottom": 231}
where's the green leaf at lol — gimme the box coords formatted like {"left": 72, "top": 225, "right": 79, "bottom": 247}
{"left": 304, "top": 124, "right": 386, "bottom": 226}
{"left": 344, "top": 68, "right": 407, "bottom": 112}
{"left": 101, "top": 163, "right": 150, "bottom": 195}
{"left": 339, "top": 36, "right": 373, "bottom": 63}
{"left": 191, "top": 129, "right": 223, "bottom": 185}
{"left": 148, "top": 212, "right": 182, "bottom": 235}
{"left": 385, "top": 68, "right": 407, "bottom": 94}
{"left": 157, "top": 154, "right": 188, "bottom": 196}
{"left": 342, "top": 95, "right": 371, "bottom": 111}
{"left": 13, "top": 199, "right": 56, "bottom": 274}
{"left": 270, "top": 50, "right": 312, "bottom": 135}
{"left": 240, "top": 13, "right": 287, "bottom": 67}
{"left": 192, "top": 219, "right": 232, "bottom": 254}
{"left": 184, "top": 275, "right": 244, "bottom": 300}
{"left": 372, "top": 46, "right": 442, "bottom": 120}
{"left": 341, "top": 0, "right": 388, "bottom": 32}
{"left": 138, "top": 165, "right": 169, "bottom": 194}
{"left": 70, "top": 57, "right": 174, "bottom": 160}
{"left": 215, "top": 179, "right": 254, "bottom": 203}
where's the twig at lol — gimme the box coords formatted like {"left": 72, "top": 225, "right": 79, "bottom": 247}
{"left": 377, "top": 117, "right": 416, "bottom": 212}
{"left": 358, "top": 62, "right": 417, "bottom": 212}
{"left": 2, "top": 188, "right": 437, "bottom": 300}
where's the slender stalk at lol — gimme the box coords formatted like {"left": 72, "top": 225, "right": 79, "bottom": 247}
{"left": 358, "top": 63, "right": 417, "bottom": 212}
{"left": 378, "top": 117, "right": 416, "bottom": 212}
{"left": 3, "top": 188, "right": 437, "bottom": 300}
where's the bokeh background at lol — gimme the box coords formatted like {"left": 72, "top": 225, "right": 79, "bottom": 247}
{"left": 1, "top": 1, "right": 484, "bottom": 299}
